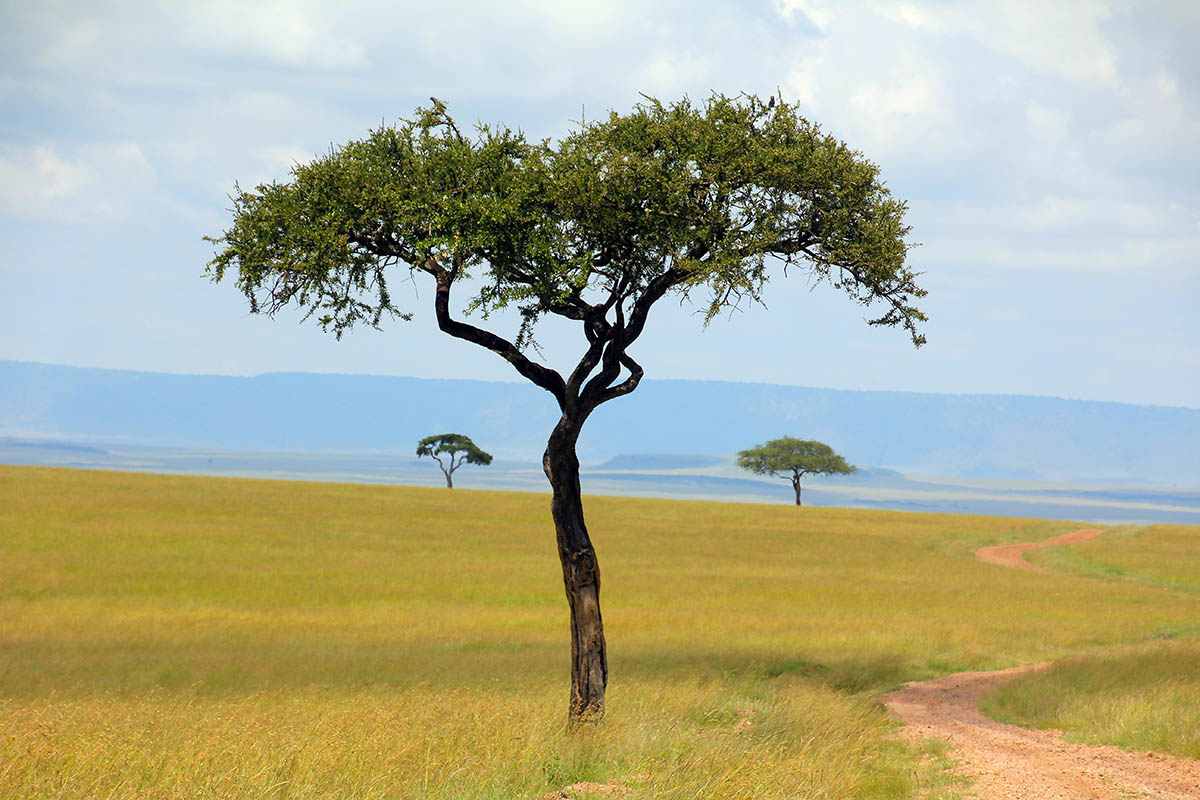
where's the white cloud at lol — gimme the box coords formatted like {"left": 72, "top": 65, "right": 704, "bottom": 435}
{"left": 0, "top": 142, "right": 156, "bottom": 223}
{"left": 1026, "top": 102, "right": 1070, "bottom": 141}
{"left": 180, "top": 0, "right": 369, "bottom": 71}
{"left": 641, "top": 52, "right": 717, "bottom": 94}
{"left": 1, "top": 0, "right": 1197, "bottom": 405}
{"left": 776, "top": 0, "right": 832, "bottom": 30}
{"left": 776, "top": 13, "right": 967, "bottom": 172}
{"left": 525, "top": 0, "right": 625, "bottom": 38}
{"left": 20, "top": 0, "right": 367, "bottom": 81}
{"left": 869, "top": 0, "right": 1118, "bottom": 86}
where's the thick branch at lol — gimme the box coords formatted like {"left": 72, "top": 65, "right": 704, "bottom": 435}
{"left": 434, "top": 278, "right": 566, "bottom": 406}
{"left": 595, "top": 351, "right": 644, "bottom": 404}
{"left": 565, "top": 316, "right": 612, "bottom": 406}
{"left": 576, "top": 261, "right": 695, "bottom": 409}
{"left": 623, "top": 260, "right": 696, "bottom": 344}
{"left": 761, "top": 233, "right": 815, "bottom": 258}
{"left": 566, "top": 268, "right": 638, "bottom": 409}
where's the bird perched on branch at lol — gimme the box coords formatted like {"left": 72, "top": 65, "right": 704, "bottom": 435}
{"left": 768, "top": 95, "right": 776, "bottom": 108}
{"left": 430, "top": 96, "right": 446, "bottom": 110}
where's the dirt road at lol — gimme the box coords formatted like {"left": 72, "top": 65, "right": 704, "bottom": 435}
{"left": 881, "top": 663, "right": 1200, "bottom": 799}
{"left": 974, "top": 527, "right": 1104, "bottom": 573}
{"left": 879, "top": 529, "right": 1200, "bottom": 799}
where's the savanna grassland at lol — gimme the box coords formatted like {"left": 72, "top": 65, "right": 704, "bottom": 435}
{"left": 980, "top": 524, "right": 1200, "bottom": 759}
{"left": 2, "top": 465, "right": 1198, "bottom": 799}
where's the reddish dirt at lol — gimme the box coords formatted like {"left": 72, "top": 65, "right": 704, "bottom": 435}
{"left": 881, "top": 663, "right": 1200, "bottom": 799}
{"left": 880, "top": 528, "right": 1200, "bottom": 799}
{"left": 538, "top": 780, "right": 629, "bottom": 800}
{"left": 975, "top": 527, "right": 1104, "bottom": 572}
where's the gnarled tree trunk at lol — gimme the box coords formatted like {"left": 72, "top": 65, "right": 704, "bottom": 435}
{"left": 544, "top": 413, "right": 607, "bottom": 724}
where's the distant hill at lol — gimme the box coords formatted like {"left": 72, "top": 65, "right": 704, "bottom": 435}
{"left": 595, "top": 454, "right": 729, "bottom": 471}
{"left": 2, "top": 361, "right": 1197, "bottom": 484}
{"left": 6, "top": 437, "right": 1199, "bottom": 525}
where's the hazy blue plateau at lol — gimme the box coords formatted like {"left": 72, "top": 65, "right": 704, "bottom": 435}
{"left": 3, "top": 361, "right": 1198, "bottom": 525}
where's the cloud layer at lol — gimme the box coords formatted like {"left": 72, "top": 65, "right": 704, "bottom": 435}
{"left": 1, "top": 0, "right": 1196, "bottom": 407}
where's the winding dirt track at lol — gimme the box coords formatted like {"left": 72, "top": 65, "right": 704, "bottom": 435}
{"left": 879, "top": 529, "right": 1200, "bottom": 799}
{"left": 975, "top": 527, "right": 1104, "bottom": 572}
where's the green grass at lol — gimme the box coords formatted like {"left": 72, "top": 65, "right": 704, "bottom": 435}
{"left": 1030, "top": 523, "right": 1200, "bottom": 594}
{"left": 2, "top": 465, "right": 1198, "bottom": 798}
{"left": 983, "top": 524, "right": 1200, "bottom": 760}
{"left": 980, "top": 639, "right": 1200, "bottom": 759}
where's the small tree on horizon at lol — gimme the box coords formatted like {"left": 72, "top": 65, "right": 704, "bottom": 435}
{"left": 737, "top": 437, "right": 854, "bottom": 506}
{"left": 416, "top": 433, "right": 492, "bottom": 488}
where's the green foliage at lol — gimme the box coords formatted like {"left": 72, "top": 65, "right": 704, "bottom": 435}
{"left": 980, "top": 640, "right": 1200, "bottom": 759}
{"left": 416, "top": 433, "right": 492, "bottom": 487}
{"left": 737, "top": 436, "right": 855, "bottom": 481}
{"left": 207, "top": 94, "right": 926, "bottom": 396}
{"left": 416, "top": 433, "right": 493, "bottom": 466}
{"left": 1029, "top": 525, "right": 1200, "bottom": 593}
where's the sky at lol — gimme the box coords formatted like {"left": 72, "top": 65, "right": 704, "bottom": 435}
{"left": 1, "top": 0, "right": 1197, "bottom": 409}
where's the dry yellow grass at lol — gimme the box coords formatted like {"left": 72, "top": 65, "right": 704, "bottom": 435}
{"left": 1, "top": 465, "right": 1197, "bottom": 798}
{"left": 982, "top": 523, "right": 1200, "bottom": 760}
{"left": 1029, "top": 523, "right": 1200, "bottom": 592}
{"left": 980, "top": 639, "right": 1200, "bottom": 759}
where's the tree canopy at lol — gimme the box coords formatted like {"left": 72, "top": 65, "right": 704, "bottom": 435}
{"left": 416, "top": 433, "right": 492, "bottom": 489}
{"left": 207, "top": 94, "right": 924, "bottom": 412}
{"left": 208, "top": 93, "right": 925, "bottom": 723}
{"left": 737, "top": 437, "right": 854, "bottom": 506}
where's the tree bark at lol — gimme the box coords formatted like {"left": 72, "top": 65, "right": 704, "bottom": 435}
{"left": 792, "top": 473, "right": 802, "bottom": 506}
{"left": 445, "top": 469, "right": 453, "bottom": 489}
{"left": 544, "top": 413, "right": 607, "bottom": 724}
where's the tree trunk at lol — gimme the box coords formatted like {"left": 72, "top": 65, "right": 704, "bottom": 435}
{"left": 544, "top": 413, "right": 607, "bottom": 724}
{"left": 444, "top": 469, "right": 453, "bottom": 489}
{"left": 792, "top": 475, "right": 802, "bottom": 506}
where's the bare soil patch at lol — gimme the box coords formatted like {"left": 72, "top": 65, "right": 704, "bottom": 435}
{"left": 538, "top": 780, "right": 629, "bottom": 800}
{"left": 975, "top": 528, "right": 1104, "bottom": 572}
{"left": 882, "top": 528, "right": 1200, "bottom": 798}
{"left": 881, "top": 664, "right": 1200, "bottom": 798}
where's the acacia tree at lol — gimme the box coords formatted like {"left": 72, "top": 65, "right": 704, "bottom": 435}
{"left": 416, "top": 433, "right": 492, "bottom": 488}
{"left": 737, "top": 437, "right": 854, "bottom": 506}
{"left": 207, "top": 94, "right": 926, "bottom": 723}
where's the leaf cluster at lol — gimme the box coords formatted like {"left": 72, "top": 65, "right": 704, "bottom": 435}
{"left": 737, "top": 437, "right": 855, "bottom": 480}
{"left": 207, "top": 94, "right": 926, "bottom": 412}
{"left": 415, "top": 433, "right": 493, "bottom": 466}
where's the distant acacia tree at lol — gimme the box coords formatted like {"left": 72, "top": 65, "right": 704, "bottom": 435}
{"left": 416, "top": 433, "right": 492, "bottom": 488}
{"left": 737, "top": 437, "right": 854, "bottom": 506}
{"left": 207, "top": 93, "right": 925, "bottom": 724}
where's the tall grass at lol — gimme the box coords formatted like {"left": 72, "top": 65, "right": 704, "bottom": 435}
{"left": 980, "top": 640, "right": 1200, "bottom": 759}
{"left": 2, "top": 466, "right": 1198, "bottom": 798}
{"left": 985, "top": 524, "right": 1200, "bottom": 759}
{"left": 0, "top": 679, "right": 966, "bottom": 799}
{"left": 1030, "top": 523, "right": 1200, "bottom": 593}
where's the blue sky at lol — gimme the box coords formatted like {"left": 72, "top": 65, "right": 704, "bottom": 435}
{"left": 1, "top": 0, "right": 1197, "bottom": 408}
